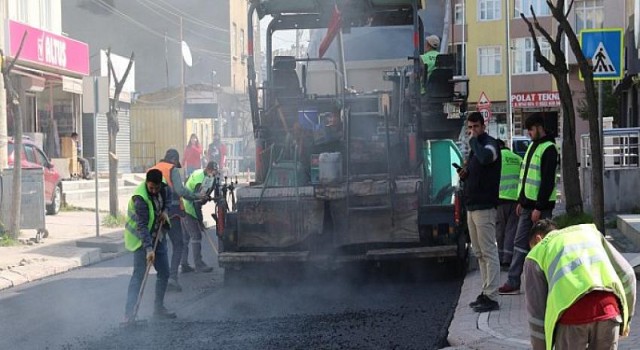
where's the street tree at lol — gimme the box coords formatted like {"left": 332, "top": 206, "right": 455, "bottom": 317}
{"left": 521, "top": 0, "right": 606, "bottom": 231}
{"left": 519, "top": 2, "right": 584, "bottom": 217}
{"left": 105, "top": 49, "right": 134, "bottom": 217}
{"left": 1, "top": 32, "right": 28, "bottom": 238}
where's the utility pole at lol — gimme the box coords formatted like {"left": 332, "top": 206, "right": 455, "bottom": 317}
{"left": 0, "top": 0, "right": 8, "bottom": 171}
{"left": 505, "top": 0, "right": 513, "bottom": 145}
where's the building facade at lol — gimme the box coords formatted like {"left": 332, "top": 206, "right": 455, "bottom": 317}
{"left": 3, "top": 0, "right": 89, "bottom": 161}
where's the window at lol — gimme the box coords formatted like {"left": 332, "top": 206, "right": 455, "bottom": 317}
{"left": 454, "top": 2, "right": 464, "bottom": 25}
{"left": 240, "top": 29, "right": 245, "bottom": 62}
{"left": 478, "top": 0, "right": 501, "bottom": 21}
{"left": 232, "top": 23, "right": 238, "bottom": 58}
{"left": 35, "top": 148, "right": 48, "bottom": 167}
{"left": 512, "top": 37, "right": 551, "bottom": 74}
{"left": 40, "top": 0, "right": 51, "bottom": 30}
{"left": 575, "top": 0, "right": 603, "bottom": 32}
{"left": 478, "top": 46, "right": 502, "bottom": 76}
{"left": 514, "top": 0, "right": 551, "bottom": 18}
{"left": 24, "top": 145, "right": 37, "bottom": 164}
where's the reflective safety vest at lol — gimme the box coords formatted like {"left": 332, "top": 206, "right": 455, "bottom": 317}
{"left": 124, "top": 182, "right": 155, "bottom": 252}
{"left": 182, "top": 169, "right": 206, "bottom": 219}
{"left": 420, "top": 50, "right": 439, "bottom": 94}
{"left": 149, "top": 161, "right": 183, "bottom": 210}
{"left": 527, "top": 224, "right": 630, "bottom": 350}
{"left": 518, "top": 141, "right": 557, "bottom": 201}
{"left": 499, "top": 149, "right": 522, "bottom": 201}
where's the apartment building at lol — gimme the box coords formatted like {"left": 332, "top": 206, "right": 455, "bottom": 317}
{"left": 619, "top": 0, "right": 640, "bottom": 128}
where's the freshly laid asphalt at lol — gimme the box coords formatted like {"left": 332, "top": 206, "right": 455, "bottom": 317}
{"left": 2, "top": 208, "right": 640, "bottom": 349}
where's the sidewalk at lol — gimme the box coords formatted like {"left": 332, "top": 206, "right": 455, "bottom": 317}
{"left": 444, "top": 217, "right": 640, "bottom": 350}
{"left": 0, "top": 210, "right": 126, "bottom": 291}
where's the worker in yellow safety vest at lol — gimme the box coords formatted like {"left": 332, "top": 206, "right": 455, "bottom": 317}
{"left": 420, "top": 35, "right": 440, "bottom": 95}
{"left": 525, "top": 219, "right": 636, "bottom": 350}
{"left": 180, "top": 161, "right": 219, "bottom": 273}
{"left": 123, "top": 169, "right": 177, "bottom": 321}
{"left": 499, "top": 113, "right": 558, "bottom": 295}
{"left": 496, "top": 139, "right": 522, "bottom": 268}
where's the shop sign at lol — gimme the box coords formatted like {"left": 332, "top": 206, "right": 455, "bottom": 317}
{"left": 511, "top": 91, "right": 561, "bottom": 108}
{"left": 7, "top": 20, "right": 89, "bottom": 76}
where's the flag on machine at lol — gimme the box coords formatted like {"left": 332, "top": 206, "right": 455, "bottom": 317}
{"left": 318, "top": 4, "right": 342, "bottom": 58}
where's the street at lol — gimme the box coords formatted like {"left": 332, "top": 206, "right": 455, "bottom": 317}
{"left": 0, "top": 238, "right": 463, "bottom": 350}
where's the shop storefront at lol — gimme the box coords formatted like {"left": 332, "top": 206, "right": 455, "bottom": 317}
{"left": 511, "top": 91, "right": 561, "bottom": 137}
{"left": 5, "top": 20, "right": 88, "bottom": 158}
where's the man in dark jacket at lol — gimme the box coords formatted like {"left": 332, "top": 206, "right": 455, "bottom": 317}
{"left": 499, "top": 113, "right": 558, "bottom": 295}
{"left": 457, "top": 112, "right": 502, "bottom": 312}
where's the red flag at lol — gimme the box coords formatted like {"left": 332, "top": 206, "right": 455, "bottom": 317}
{"left": 318, "top": 5, "right": 342, "bottom": 58}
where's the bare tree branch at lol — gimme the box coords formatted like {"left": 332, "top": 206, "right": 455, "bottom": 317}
{"left": 520, "top": 14, "right": 556, "bottom": 72}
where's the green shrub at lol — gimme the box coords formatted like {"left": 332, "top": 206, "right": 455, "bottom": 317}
{"left": 552, "top": 212, "right": 594, "bottom": 229}
{"left": 102, "top": 213, "right": 127, "bottom": 228}
{"left": 0, "top": 234, "right": 18, "bottom": 247}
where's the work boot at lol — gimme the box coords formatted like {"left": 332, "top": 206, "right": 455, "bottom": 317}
{"left": 153, "top": 305, "right": 177, "bottom": 319}
{"left": 192, "top": 242, "right": 212, "bottom": 273}
{"left": 195, "top": 263, "right": 213, "bottom": 273}
{"left": 468, "top": 294, "right": 489, "bottom": 308}
{"left": 181, "top": 264, "right": 195, "bottom": 273}
{"left": 167, "top": 278, "right": 182, "bottom": 292}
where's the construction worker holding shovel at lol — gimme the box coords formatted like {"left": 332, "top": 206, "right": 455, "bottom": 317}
{"left": 123, "top": 169, "right": 177, "bottom": 324}
{"left": 180, "top": 161, "right": 219, "bottom": 272}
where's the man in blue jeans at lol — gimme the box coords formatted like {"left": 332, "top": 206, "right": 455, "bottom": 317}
{"left": 123, "top": 169, "right": 176, "bottom": 322}
{"left": 457, "top": 112, "right": 502, "bottom": 313}
{"left": 499, "top": 113, "right": 558, "bottom": 295}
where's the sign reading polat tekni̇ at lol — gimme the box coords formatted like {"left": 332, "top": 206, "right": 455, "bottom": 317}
{"left": 579, "top": 28, "right": 624, "bottom": 81}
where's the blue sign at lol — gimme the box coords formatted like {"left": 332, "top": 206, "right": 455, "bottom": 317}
{"left": 580, "top": 29, "right": 624, "bottom": 81}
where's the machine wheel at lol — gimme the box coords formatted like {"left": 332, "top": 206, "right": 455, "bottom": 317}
{"left": 454, "top": 228, "right": 469, "bottom": 277}
{"left": 46, "top": 185, "right": 62, "bottom": 215}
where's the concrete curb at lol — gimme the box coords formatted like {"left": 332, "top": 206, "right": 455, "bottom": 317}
{"left": 0, "top": 246, "right": 102, "bottom": 291}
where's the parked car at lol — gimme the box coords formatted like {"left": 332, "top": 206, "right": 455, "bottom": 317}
{"left": 512, "top": 136, "right": 531, "bottom": 159}
{"left": 7, "top": 138, "right": 62, "bottom": 215}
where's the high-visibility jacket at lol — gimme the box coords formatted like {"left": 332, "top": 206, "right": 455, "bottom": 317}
{"left": 149, "top": 161, "right": 183, "bottom": 210}
{"left": 518, "top": 141, "right": 556, "bottom": 202}
{"left": 527, "top": 224, "right": 630, "bottom": 350}
{"left": 124, "top": 183, "right": 155, "bottom": 252}
{"left": 421, "top": 50, "right": 439, "bottom": 94}
{"left": 182, "top": 169, "right": 205, "bottom": 220}
{"left": 499, "top": 148, "right": 522, "bottom": 201}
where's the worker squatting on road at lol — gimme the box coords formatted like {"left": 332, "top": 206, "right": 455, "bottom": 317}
{"left": 149, "top": 149, "right": 206, "bottom": 292}
{"left": 180, "top": 161, "right": 219, "bottom": 273}
{"left": 123, "top": 169, "right": 176, "bottom": 321}
{"left": 525, "top": 220, "right": 636, "bottom": 350}
{"left": 457, "top": 111, "right": 502, "bottom": 313}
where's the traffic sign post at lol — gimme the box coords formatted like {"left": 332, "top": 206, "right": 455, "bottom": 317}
{"left": 579, "top": 28, "right": 624, "bottom": 81}
{"left": 476, "top": 91, "right": 492, "bottom": 124}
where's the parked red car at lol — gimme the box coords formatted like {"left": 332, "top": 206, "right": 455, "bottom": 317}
{"left": 7, "top": 138, "right": 62, "bottom": 215}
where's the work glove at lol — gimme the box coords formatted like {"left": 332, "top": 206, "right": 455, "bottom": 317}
{"left": 146, "top": 248, "right": 155, "bottom": 264}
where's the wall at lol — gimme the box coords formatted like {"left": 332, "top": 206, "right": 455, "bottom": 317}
{"left": 229, "top": 0, "right": 249, "bottom": 94}
{"left": 581, "top": 167, "right": 640, "bottom": 213}
{"left": 130, "top": 104, "right": 183, "bottom": 172}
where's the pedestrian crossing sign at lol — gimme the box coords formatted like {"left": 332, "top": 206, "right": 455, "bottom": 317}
{"left": 580, "top": 28, "right": 624, "bottom": 81}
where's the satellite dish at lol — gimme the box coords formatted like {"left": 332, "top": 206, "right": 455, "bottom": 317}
{"left": 181, "top": 41, "right": 193, "bottom": 67}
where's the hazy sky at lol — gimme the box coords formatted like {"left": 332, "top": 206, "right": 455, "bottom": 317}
{"left": 259, "top": 16, "right": 310, "bottom": 52}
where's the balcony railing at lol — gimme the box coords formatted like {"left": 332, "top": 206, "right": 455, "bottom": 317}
{"left": 581, "top": 128, "right": 640, "bottom": 169}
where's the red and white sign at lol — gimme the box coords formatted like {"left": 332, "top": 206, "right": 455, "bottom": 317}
{"left": 7, "top": 20, "right": 89, "bottom": 76}
{"left": 511, "top": 91, "right": 560, "bottom": 108}
{"left": 476, "top": 91, "right": 492, "bottom": 123}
